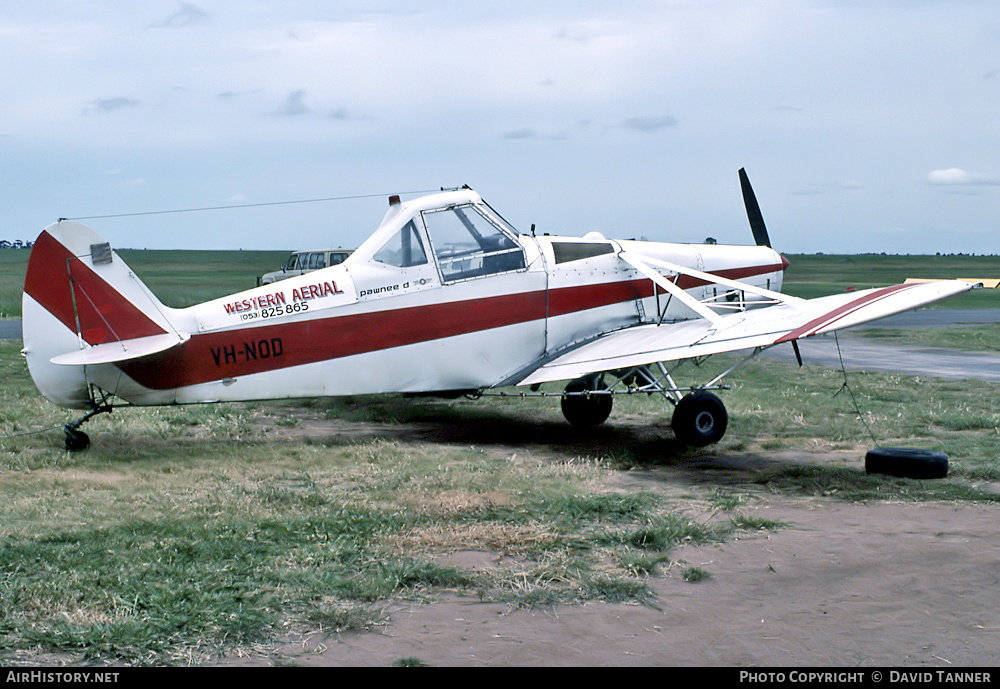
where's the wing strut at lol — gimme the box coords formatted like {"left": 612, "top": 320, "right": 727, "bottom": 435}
{"left": 620, "top": 250, "right": 799, "bottom": 308}
{"left": 618, "top": 251, "right": 723, "bottom": 326}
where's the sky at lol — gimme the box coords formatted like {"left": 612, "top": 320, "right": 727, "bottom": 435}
{"left": 2, "top": 1, "right": 998, "bottom": 254}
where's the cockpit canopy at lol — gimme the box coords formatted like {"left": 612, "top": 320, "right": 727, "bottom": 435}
{"left": 358, "top": 189, "right": 526, "bottom": 283}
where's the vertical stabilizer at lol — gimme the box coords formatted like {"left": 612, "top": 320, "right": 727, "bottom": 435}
{"left": 22, "top": 221, "right": 177, "bottom": 408}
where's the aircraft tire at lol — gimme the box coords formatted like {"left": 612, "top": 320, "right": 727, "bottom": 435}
{"left": 561, "top": 377, "right": 613, "bottom": 428}
{"left": 64, "top": 429, "right": 90, "bottom": 452}
{"left": 865, "top": 447, "right": 948, "bottom": 479}
{"left": 672, "top": 391, "right": 728, "bottom": 447}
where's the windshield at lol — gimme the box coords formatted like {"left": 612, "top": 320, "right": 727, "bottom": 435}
{"left": 421, "top": 205, "right": 524, "bottom": 282}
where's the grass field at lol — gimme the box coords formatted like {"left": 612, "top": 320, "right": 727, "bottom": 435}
{"left": 2, "top": 244, "right": 999, "bottom": 665}
{"left": 0, "top": 248, "right": 288, "bottom": 317}
{"left": 2, "top": 332, "right": 999, "bottom": 665}
{"left": 782, "top": 253, "right": 1000, "bottom": 308}
{"left": 858, "top": 323, "right": 1000, "bottom": 351}
{"left": 2, "top": 247, "right": 999, "bottom": 318}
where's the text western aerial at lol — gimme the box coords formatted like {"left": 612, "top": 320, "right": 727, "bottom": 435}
{"left": 223, "top": 280, "right": 343, "bottom": 315}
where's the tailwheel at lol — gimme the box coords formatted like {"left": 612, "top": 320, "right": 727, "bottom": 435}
{"left": 561, "top": 376, "right": 613, "bottom": 428}
{"left": 672, "top": 390, "right": 728, "bottom": 447}
{"left": 64, "top": 428, "right": 90, "bottom": 452}
{"left": 63, "top": 396, "right": 113, "bottom": 452}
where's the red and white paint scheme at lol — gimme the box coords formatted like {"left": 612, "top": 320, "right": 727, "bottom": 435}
{"left": 22, "top": 174, "right": 975, "bottom": 450}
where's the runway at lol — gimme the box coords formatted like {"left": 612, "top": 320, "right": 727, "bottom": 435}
{"left": 0, "top": 321, "right": 20, "bottom": 341}
{"left": 764, "top": 334, "right": 1000, "bottom": 382}
{"left": 760, "top": 308, "right": 1000, "bottom": 382}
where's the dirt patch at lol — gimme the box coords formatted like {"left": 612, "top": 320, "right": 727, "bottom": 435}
{"left": 218, "top": 409, "right": 1000, "bottom": 667}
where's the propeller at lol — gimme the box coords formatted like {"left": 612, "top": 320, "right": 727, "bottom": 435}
{"left": 739, "top": 167, "right": 771, "bottom": 248}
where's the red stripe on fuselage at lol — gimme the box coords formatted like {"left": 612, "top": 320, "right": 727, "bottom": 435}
{"left": 119, "top": 260, "right": 786, "bottom": 391}
{"left": 120, "top": 281, "right": 649, "bottom": 390}
{"left": 676, "top": 263, "right": 784, "bottom": 290}
{"left": 119, "top": 288, "right": 549, "bottom": 390}
{"left": 118, "top": 280, "right": 647, "bottom": 390}
{"left": 24, "top": 230, "right": 166, "bottom": 344}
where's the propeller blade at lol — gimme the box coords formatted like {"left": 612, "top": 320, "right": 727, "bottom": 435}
{"left": 739, "top": 167, "right": 771, "bottom": 248}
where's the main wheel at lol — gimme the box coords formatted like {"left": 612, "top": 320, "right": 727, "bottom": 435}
{"left": 561, "top": 377, "right": 613, "bottom": 428}
{"left": 672, "top": 391, "right": 728, "bottom": 447}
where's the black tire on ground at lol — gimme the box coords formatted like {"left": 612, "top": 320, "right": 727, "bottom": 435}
{"left": 64, "top": 429, "right": 90, "bottom": 452}
{"left": 561, "top": 377, "right": 613, "bottom": 428}
{"left": 865, "top": 447, "right": 948, "bottom": 479}
{"left": 672, "top": 390, "right": 728, "bottom": 447}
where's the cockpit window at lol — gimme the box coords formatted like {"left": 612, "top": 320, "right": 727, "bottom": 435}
{"left": 422, "top": 205, "right": 525, "bottom": 282}
{"left": 373, "top": 220, "right": 428, "bottom": 267}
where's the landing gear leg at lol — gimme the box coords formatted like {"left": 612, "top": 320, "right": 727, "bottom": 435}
{"left": 64, "top": 403, "right": 113, "bottom": 452}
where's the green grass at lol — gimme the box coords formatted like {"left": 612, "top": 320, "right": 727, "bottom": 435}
{"left": 4, "top": 247, "right": 998, "bottom": 319}
{"left": 681, "top": 567, "right": 712, "bottom": 582}
{"left": 781, "top": 253, "right": 1000, "bottom": 308}
{"left": 0, "top": 248, "right": 288, "bottom": 317}
{"left": 1, "top": 335, "right": 998, "bottom": 663}
{"left": 0, "top": 249, "right": 30, "bottom": 319}
{"left": 115, "top": 249, "right": 289, "bottom": 308}
{"left": 1, "top": 340, "right": 738, "bottom": 664}
{"left": 856, "top": 324, "right": 1000, "bottom": 352}
{"left": 2, "top": 245, "right": 1000, "bottom": 664}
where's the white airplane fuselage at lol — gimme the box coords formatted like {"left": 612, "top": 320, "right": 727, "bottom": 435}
{"left": 22, "top": 189, "right": 787, "bottom": 410}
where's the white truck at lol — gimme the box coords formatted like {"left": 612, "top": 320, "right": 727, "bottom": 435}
{"left": 259, "top": 248, "right": 352, "bottom": 285}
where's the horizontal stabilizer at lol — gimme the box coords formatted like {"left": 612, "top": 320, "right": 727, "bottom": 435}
{"left": 51, "top": 332, "right": 190, "bottom": 366}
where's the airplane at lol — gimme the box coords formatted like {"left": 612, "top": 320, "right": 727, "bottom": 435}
{"left": 21, "top": 170, "right": 975, "bottom": 451}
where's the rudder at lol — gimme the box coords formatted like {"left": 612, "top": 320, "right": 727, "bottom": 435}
{"left": 22, "top": 221, "right": 176, "bottom": 408}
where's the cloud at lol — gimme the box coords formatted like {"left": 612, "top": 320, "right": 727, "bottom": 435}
{"left": 500, "top": 128, "right": 567, "bottom": 141}
{"left": 501, "top": 128, "right": 539, "bottom": 140}
{"left": 272, "top": 90, "right": 310, "bottom": 116}
{"left": 929, "top": 168, "right": 972, "bottom": 184}
{"left": 84, "top": 97, "right": 140, "bottom": 115}
{"left": 329, "top": 108, "right": 373, "bottom": 122}
{"left": 927, "top": 168, "right": 998, "bottom": 185}
{"left": 622, "top": 116, "right": 678, "bottom": 133}
{"left": 147, "top": 2, "right": 210, "bottom": 29}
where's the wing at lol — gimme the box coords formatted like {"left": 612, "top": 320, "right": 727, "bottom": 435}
{"left": 516, "top": 275, "right": 976, "bottom": 387}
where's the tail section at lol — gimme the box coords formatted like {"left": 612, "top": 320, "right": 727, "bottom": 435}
{"left": 22, "top": 221, "right": 182, "bottom": 408}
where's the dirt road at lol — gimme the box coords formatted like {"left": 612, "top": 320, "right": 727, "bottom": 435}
{"left": 248, "top": 493, "right": 999, "bottom": 667}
